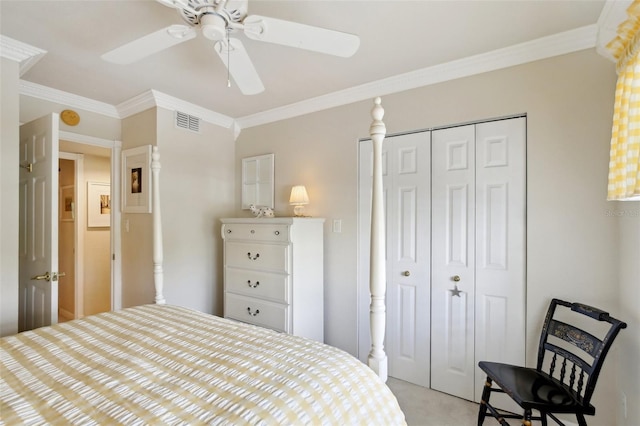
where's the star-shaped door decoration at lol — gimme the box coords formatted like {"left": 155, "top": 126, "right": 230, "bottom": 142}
{"left": 450, "top": 284, "right": 462, "bottom": 298}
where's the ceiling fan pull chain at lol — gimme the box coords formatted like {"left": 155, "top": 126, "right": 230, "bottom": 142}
{"left": 226, "top": 28, "right": 231, "bottom": 88}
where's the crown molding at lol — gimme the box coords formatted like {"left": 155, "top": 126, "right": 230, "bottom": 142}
{"left": 115, "top": 90, "right": 157, "bottom": 118}
{"left": 151, "top": 90, "right": 235, "bottom": 128}
{"left": 20, "top": 82, "right": 235, "bottom": 128}
{"left": 20, "top": 80, "right": 120, "bottom": 118}
{"left": 236, "top": 24, "right": 598, "bottom": 129}
{"left": 0, "top": 35, "right": 46, "bottom": 76}
{"left": 17, "top": 23, "right": 600, "bottom": 133}
{"left": 117, "top": 90, "right": 234, "bottom": 128}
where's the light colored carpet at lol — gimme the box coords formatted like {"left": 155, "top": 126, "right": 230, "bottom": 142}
{"left": 387, "top": 377, "right": 480, "bottom": 426}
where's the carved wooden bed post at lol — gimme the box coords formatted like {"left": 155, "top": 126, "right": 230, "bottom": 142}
{"left": 368, "top": 97, "right": 387, "bottom": 381}
{"left": 151, "top": 146, "right": 166, "bottom": 305}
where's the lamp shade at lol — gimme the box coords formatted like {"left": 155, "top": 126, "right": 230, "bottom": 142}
{"left": 289, "top": 185, "right": 309, "bottom": 205}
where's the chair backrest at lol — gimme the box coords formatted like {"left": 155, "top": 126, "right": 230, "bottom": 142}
{"left": 536, "top": 299, "right": 627, "bottom": 406}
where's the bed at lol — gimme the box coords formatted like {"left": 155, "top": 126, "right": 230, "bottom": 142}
{"left": 1, "top": 304, "right": 404, "bottom": 425}
{"left": 1, "top": 98, "right": 402, "bottom": 425}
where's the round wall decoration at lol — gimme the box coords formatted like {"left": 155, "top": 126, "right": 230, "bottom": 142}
{"left": 60, "top": 109, "right": 80, "bottom": 126}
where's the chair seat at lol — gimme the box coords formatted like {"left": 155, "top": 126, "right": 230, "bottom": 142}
{"left": 478, "top": 361, "right": 595, "bottom": 415}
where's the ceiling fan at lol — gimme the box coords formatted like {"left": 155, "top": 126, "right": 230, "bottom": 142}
{"left": 101, "top": 0, "right": 360, "bottom": 95}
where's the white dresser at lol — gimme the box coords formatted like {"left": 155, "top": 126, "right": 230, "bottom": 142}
{"left": 220, "top": 217, "right": 325, "bottom": 342}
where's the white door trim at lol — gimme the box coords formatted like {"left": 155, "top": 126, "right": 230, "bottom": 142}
{"left": 58, "top": 131, "right": 121, "bottom": 312}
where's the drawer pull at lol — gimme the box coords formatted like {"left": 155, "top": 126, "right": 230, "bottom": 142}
{"left": 226, "top": 229, "right": 231, "bottom": 234}
{"left": 247, "top": 280, "right": 260, "bottom": 288}
{"left": 274, "top": 230, "right": 280, "bottom": 235}
{"left": 247, "top": 307, "right": 260, "bottom": 316}
{"left": 247, "top": 252, "right": 260, "bottom": 260}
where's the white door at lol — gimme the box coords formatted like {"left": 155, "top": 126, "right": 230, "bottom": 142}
{"left": 431, "top": 124, "right": 477, "bottom": 400}
{"left": 431, "top": 118, "right": 526, "bottom": 401}
{"left": 473, "top": 118, "right": 526, "bottom": 401}
{"left": 358, "top": 131, "right": 431, "bottom": 386}
{"left": 19, "top": 114, "right": 60, "bottom": 332}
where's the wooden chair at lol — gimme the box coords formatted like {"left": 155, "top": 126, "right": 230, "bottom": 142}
{"left": 477, "top": 298, "right": 627, "bottom": 426}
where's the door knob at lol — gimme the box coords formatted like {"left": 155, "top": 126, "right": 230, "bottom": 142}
{"left": 452, "top": 275, "right": 460, "bottom": 282}
{"left": 31, "top": 272, "right": 51, "bottom": 281}
{"left": 402, "top": 271, "right": 410, "bottom": 277}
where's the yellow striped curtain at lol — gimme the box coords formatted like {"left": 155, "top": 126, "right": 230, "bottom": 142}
{"left": 607, "top": 1, "right": 640, "bottom": 200}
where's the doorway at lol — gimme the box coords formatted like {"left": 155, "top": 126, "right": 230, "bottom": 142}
{"left": 59, "top": 142, "right": 113, "bottom": 319}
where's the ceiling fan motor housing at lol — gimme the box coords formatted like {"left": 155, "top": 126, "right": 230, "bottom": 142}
{"left": 201, "top": 13, "right": 227, "bottom": 41}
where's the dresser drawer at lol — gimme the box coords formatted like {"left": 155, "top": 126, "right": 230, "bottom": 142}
{"left": 225, "top": 241, "right": 289, "bottom": 272}
{"left": 225, "top": 293, "right": 289, "bottom": 333}
{"left": 225, "top": 268, "right": 289, "bottom": 303}
{"left": 222, "top": 223, "right": 290, "bottom": 242}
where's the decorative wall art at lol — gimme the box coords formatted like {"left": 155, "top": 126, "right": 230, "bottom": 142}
{"left": 87, "top": 182, "right": 111, "bottom": 227}
{"left": 122, "top": 145, "right": 152, "bottom": 213}
{"left": 60, "top": 185, "right": 75, "bottom": 222}
{"left": 241, "top": 153, "right": 274, "bottom": 210}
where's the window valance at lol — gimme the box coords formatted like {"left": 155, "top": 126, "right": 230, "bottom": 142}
{"left": 607, "top": 0, "right": 640, "bottom": 201}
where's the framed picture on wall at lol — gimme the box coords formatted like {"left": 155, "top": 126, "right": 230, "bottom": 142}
{"left": 122, "top": 145, "right": 152, "bottom": 213}
{"left": 60, "top": 185, "right": 75, "bottom": 222}
{"left": 241, "top": 153, "right": 274, "bottom": 209}
{"left": 87, "top": 182, "right": 111, "bottom": 227}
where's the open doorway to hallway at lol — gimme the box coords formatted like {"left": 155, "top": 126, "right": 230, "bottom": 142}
{"left": 58, "top": 141, "right": 112, "bottom": 321}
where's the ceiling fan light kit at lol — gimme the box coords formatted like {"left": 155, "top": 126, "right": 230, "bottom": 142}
{"left": 101, "top": 0, "right": 360, "bottom": 95}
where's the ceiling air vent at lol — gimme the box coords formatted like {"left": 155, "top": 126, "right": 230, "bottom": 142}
{"left": 175, "top": 111, "right": 200, "bottom": 133}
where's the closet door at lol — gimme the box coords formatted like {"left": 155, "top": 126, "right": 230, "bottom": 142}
{"left": 431, "top": 125, "right": 477, "bottom": 400}
{"left": 386, "top": 132, "right": 431, "bottom": 386}
{"left": 431, "top": 118, "right": 526, "bottom": 402}
{"left": 357, "top": 131, "right": 431, "bottom": 387}
{"left": 473, "top": 118, "right": 526, "bottom": 401}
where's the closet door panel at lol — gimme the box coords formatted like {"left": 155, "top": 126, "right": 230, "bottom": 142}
{"left": 431, "top": 124, "right": 476, "bottom": 401}
{"left": 474, "top": 118, "right": 526, "bottom": 401}
{"left": 387, "top": 132, "right": 431, "bottom": 387}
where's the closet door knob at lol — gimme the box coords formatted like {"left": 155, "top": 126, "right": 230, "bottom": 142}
{"left": 452, "top": 275, "right": 461, "bottom": 282}
{"left": 402, "top": 271, "right": 410, "bottom": 277}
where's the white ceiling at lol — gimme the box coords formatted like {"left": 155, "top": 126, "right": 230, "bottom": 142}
{"left": 0, "top": 0, "right": 619, "bottom": 124}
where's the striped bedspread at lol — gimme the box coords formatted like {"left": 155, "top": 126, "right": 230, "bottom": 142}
{"left": 0, "top": 305, "right": 405, "bottom": 425}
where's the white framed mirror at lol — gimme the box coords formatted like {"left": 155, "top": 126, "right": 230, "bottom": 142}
{"left": 242, "top": 153, "right": 274, "bottom": 209}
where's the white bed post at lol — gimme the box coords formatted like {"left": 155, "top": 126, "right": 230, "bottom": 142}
{"left": 368, "top": 97, "right": 388, "bottom": 381}
{"left": 151, "top": 146, "right": 166, "bottom": 305}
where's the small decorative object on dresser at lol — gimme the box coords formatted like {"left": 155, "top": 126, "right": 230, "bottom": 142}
{"left": 220, "top": 217, "right": 324, "bottom": 342}
{"left": 248, "top": 204, "right": 275, "bottom": 218}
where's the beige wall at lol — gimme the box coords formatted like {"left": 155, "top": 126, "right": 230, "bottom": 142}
{"left": 120, "top": 107, "right": 235, "bottom": 314}
{"left": 156, "top": 108, "right": 235, "bottom": 314}
{"left": 0, "top": 57, "right": 20, "bottom": 336}
{"left": 236, "top": 49, "right": 632, "bottom": 421}
{"left": 19, "top": 96, "right": 121, "bottom": 141}
{"left": 121, "top": 109, "right": 157, "bottom": 308}
{"left": 83, "top": 155, "right": 111, "bottom": 316}
{"left": 618, "top": 203, "right": 640, "bottom": 426}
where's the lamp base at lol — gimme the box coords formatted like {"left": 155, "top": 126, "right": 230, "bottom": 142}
{"left": 293, "top": 205, "right": 306, "bottom": 217}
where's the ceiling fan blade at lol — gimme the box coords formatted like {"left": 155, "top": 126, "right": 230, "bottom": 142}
{"left": 214, "top": 38, "right": 265, "bottom": 95}
{"left": 102, "top": 25, "right": 196, "bottom": 64}
{"left": 243, "top": 15, "right": 360, "bottom": 58}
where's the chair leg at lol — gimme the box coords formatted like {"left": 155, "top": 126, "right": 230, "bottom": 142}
{"left": 540, "top": 412, "right": 548, "bottom": 426}
{"left": 576, "top": 413, "right": 587, "bottom": 426}
{"left": 522, "top": 409, "right": 532, "bottom": 426}
{"left": 477, "top": 377, "right": 493, "bottom": 426}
